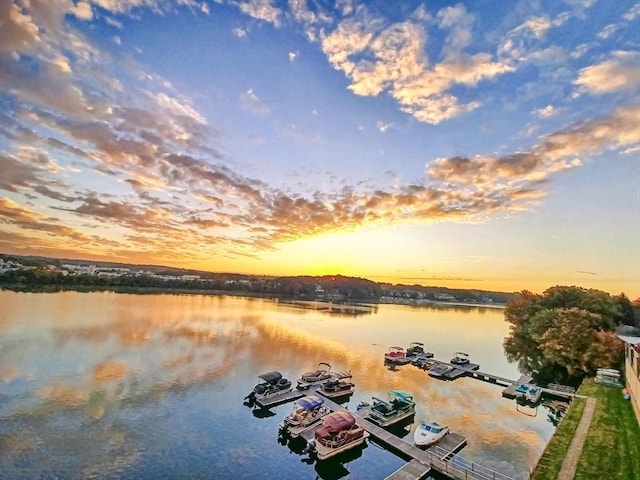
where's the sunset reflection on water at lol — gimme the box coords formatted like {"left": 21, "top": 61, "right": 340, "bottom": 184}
{"left": 1, "top": 291, "right": 558, "bottom": 479}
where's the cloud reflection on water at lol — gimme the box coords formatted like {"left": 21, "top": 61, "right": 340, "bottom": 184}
{"left": 0, "top": 292, "right": 557, "bottom": 479}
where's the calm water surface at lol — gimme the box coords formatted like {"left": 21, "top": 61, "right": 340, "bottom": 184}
{"left": 0, "top": 291, "right": 560, "bottom": 479}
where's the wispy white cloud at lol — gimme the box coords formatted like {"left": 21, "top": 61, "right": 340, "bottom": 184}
{"left": 237, "top": 0, "right": 282, "bottom": 27}
{"left": 574, "top": 51, "right": 640, "bottom": 95}
{"left": 233, "top": 27, "right": 248, "bottom": 38}
{"left": 623, "top": 2, "right": 640, "bottom": 21}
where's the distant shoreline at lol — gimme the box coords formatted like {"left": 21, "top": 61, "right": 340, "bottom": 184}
{"left": 0, "top": 284, "right": 506, "bottom": 308}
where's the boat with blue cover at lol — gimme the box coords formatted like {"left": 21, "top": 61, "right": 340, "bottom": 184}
{"left": 279, "top": 395, "right": 331, "bottom": 438}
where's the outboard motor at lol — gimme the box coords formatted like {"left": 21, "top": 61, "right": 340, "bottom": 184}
{"left": 301, "top": 440, "right": 316, "bottom": 456}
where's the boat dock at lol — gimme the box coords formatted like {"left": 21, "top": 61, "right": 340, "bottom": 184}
{"left": 425, "top": 359, "right": 580, "bottom": 400}
{"left": 254, "top": 389, "right": 306, "bottom": 409}
{"left": 312, "top": 395, "right": 516, "bottom": 480}
{"left": 250, "top": 360, "right": 578, "bottom": 479}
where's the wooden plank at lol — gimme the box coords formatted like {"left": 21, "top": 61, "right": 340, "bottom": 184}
{"left": 385, "top": 459, "right": 431, "bottom": 480}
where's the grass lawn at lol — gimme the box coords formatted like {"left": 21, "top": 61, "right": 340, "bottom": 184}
{"left": 574, "top": 379, "right": 640, "bottom": 480}
{"left": 530, "top": 378, "right": 640, "bottom": 480}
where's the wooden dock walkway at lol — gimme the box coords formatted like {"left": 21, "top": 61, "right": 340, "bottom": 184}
{"left": 250, "top": 360, "right": 581, "bottom": 480}
{"left": 426, "top": 358, "right": 581, "bottom": 400}
{"left": 316, "top": 396, "right": 516, "bottom": 480}
{"left": 254, "top": 389, "right": 305, "bottom": 409}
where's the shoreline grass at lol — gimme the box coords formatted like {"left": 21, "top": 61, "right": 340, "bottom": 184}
{"left": 530, "top": 378, "right": 640, "bottom": 480}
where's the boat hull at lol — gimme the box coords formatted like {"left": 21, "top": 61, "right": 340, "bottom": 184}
{"left": 314, "top": 431, "right": 370, "bottom": 460}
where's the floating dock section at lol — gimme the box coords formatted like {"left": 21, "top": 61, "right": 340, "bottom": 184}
{"left": 254, "top": 389, "right": 305, "bottom": 409}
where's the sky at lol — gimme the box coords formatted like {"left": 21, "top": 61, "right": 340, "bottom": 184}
{"left": 1, "top": 0, "right": 639, "bottom": 296}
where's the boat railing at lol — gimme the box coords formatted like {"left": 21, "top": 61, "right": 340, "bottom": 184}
{"left": 423, "top": 445, "right": 516, "bottom": 480}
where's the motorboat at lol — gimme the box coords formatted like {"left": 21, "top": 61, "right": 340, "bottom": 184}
{"left": 297, "top": 363, "right": 332, "bottom": 389}
{"left": 428, "top": 363, "right": 454, "bottom": 379}
{"left": 413, "top": 419, "right": 449, "bottom": 447}
{"left": 244, "top": 371, "right": 292, "bottom": 403}
{"left": 297, "top": 364, "right": 352, "bottom": 390}
{"left": 411, "top": 355, "right": 435, "bottom": 369}
{"left": 303, "top": 411, "right": 369, "bottom": 460}
{"left": 405, "top": 342, "right": 425, "bottom": 357}
{"left": 317, "top": 374, "right": 355, "bottom": 399}
{"left": 384, "top": 346, "right": 411, "bottom": 365}
{"left": 359, "top": 390, "right": 415, "bottom": 427}
{"left": 450, "top": 352, "right": 470, "bottom": 365}
{"left": 279, "top": 395, "right": 331, "bottom": 438}
{"left": 514, "top": 383, "right": 543, "bottom": 404}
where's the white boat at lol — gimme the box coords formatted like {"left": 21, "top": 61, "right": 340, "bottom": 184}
{"left": 304, "top": 411, "right": 369, "bottom": 460}
{"left": 279, "top": 395, "right": 331, "bottom": 438}
{"left": 244, "top": 371, "right": 292, "bottom": 403}
{"left": 413, "top": 419, "right": 449, "bottom": 447}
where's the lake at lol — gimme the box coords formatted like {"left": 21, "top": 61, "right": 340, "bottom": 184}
{"left": 0, "top": 291, "right": 561, "bottom": 479}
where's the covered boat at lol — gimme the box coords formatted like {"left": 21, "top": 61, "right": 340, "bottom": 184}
{"left": 361, "top": 390, "right": 415, "bottom": 427}
{"left": 450, "top": 352, "right": 470, "bottom": 365}
{"left": 413, "top": 419, "right": 449, "bottom": 447}
{"left": 306, "top": 411, "right": 369, "bottom": 460}
{"left": 297, "top": 363, "right": 332, "bottom": 389}
{"left": 384, "top": 346, "right": 411, "bottom": 365}
{"left": 280, "top": 395, "right": 331, "bottom": 437}
{"left": 317, "top": 374, "right": 355, "bottom": 399}
{"left": 245, "top": 371, "right": 292, "bottom": 403}
{"left": 405, "top": 342, "right": 425, "bottom": 357}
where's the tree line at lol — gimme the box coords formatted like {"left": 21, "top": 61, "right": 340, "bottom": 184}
{"left": 503, "top": 285, "right": 639, "bottom": 386}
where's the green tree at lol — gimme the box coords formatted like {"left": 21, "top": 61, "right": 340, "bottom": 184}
{"left": 615, "top": 293, "right": 636, "bottom": 326}
{"left": 503, "top": 286, "right": 626, "bottom": 384}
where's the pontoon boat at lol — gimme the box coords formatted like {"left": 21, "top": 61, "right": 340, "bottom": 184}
{"left": 279, "top": 395, "right": 331, "bottom": 438}
{"left": 359, "top": 390, "right": 415, "bottom": 427}
{"left": 450, "top": 352, "right": 470, "bottom": 365}
{"left": 244, "top": 371, "right": 292, "bottom": 403}
{"left": 303, "top": 411, "right": 369, "bottom": 460}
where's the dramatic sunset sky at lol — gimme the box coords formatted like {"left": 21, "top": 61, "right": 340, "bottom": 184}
{"left": 1, "top": 0, "right": 639, "bottom": 295}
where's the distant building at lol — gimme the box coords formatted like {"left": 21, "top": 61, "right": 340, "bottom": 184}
{"left": 180, "top": 275, "right": 201, "bottom": 281}
{"left": 435, "top": 293, "right": 456, "bottom": 301}
{"left": 0, "top": 259, "right": 23, "bottom": 271}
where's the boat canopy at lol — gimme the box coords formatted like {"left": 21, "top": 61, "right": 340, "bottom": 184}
{"left": 258, "top": 371, "right": 282, "bottom": 383}
{"left": 316, "top": 411, "right": 356, "bottom": 439}
{"left": 389, "top": 390, "right": 414, "bottom": 402}
{"left": 297, "top": 395, "right": 324, "bottom": 410}
{"left": 454, "top": 351, "right": 469, "bottom": 357}
{"left": 410, "top": 342, "right": 424, "bottom": 347}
